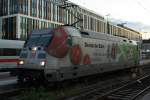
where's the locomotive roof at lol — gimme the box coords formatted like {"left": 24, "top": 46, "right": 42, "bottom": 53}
{"left": 31, "top": 28, "right": 53, "bottom": 35}
{"left": 81, "top": 31, "right": 108, "bottom": 40}
{"left": 30, "top": 26, "right": 137, "bottom": 45}
{"left": 81, "top": 30, "right": 137, "bottom": 45}
{"left": 62, "top": 26, "right": 137, "bottom": 45}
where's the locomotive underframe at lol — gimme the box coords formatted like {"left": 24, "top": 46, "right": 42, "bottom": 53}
{"left": 16, "top": 61, "right": 139, "bottom": 82}
{"left": 16, "top": 68, "right": 45, "bottom": 82}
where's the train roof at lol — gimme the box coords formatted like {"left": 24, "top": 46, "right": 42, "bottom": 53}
{"left": 81, "top": 30, "right": 137, "bottom": 45}
{"left": 31, "top": 28, "right": 53, "bottom": 35}
{"left": 81, "top": 31, "right": 108, "bottom": 40}
{"left": 0, "top": 39, "right": 24, "bottom": 48}
{"left": 61, "top": 26, "right": 137, "bottom": 45}
{"left": 30, "top": 26, "right": 137, "bottom": 45}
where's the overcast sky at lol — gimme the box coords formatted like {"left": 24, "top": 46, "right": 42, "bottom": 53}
{"left": 69, "top": 0, "right": 150, "bottom": 39}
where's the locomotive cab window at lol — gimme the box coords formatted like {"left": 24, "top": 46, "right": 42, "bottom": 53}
{"left": 81, "top": 32, "right": 89, "bottom": 35}
{"left": 27, "top": 34, "right": 52, "bottom": 47}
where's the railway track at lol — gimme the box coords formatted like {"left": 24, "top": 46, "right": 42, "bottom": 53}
{"left": 62, "top": 71, "right": 132, "bottom": 100}
{"left": 142, "top": 64, "right": 150, "bottom": 76}
{"left": 0, "top": 83, "right": 22, "bottom": 100}
{"left": 0, "top": 80, "right": 36, "bottom": 100}
{"left": 63, "top": 65, "right": 150, "bottom": 100}
{"left": 101, "top": 74, "right": 150, "bottom": 100}
{"left": 1, "top": 64, "right": 150, "bottom": 100}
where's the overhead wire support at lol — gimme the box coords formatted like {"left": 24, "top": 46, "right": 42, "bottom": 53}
{"left": 49, "top": 0, "right": 83, "bottom": 29}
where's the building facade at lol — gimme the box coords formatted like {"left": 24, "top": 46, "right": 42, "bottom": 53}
{"left": 0, "top": 0, "right": 141, "bottom": 41}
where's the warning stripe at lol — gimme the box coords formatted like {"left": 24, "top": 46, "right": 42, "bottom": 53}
{"left": 0, "top": 59, "right": 18, "bottom": 62}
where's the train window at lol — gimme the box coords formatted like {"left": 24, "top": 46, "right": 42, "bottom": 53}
{"left": 20, "top": 53, "right": 28, "bottom": 58}
{"left": 22, "top": 48, "right": 27, "bottom": 51}
{"left": 0, "top": 49, "right": 3, "bottom": 56}
{"left": 36, "top": 36, "right": 51, "bottom": 47}
{"left": 27, "top": 34, "right": 52, "bottom": 47}
{"left": 27, "top": 35, "right": 40, "bottom": 46}
{"left": 0, "top": 48, "right": 21, "bottom": 56}
{"left": 38, "top": 53, "right": 46, "bottom": 58}
{"left": 81, "top": 32, "right": 89, "bottom": 35}
{"left": 129, "top": 41, "right": 132, "bottom": 43}
{"left": 16, "top": 49, "right": 21, "bottom": 56}
{"left": 123, "top": 40, "right": 127, "bottom": 42}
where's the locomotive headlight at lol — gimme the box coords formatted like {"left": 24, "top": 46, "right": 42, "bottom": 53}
{"left": 32, "top": 47, "right": 37, "bottom": 51}
{"left": 19, "top": 60, "right": 24, "bottom": 65}
{"left": 40, "top": 61, "right": 45, "bottom": 66}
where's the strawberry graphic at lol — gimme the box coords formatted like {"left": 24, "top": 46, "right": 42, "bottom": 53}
{"left": 111, "top": 44, "right": 117, "bottom": 59}
{"left": 83, "top": 54, "right": 91, "bottom": 65}
{"left": 47, "top": 28, "right": 72, "bottom": 58}
{"left": 70, "top": 45, "right": 82, "bottom": 65}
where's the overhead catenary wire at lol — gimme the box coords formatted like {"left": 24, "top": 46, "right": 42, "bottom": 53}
{"left": 135, "top": 0, "right": 150, "bottom": 16}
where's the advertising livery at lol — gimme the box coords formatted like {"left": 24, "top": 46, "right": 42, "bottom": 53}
{"left": 17, "top": 26, "right": 139, "bottom": 82}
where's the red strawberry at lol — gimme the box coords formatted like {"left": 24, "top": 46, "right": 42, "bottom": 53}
{"left": 111, "top": 44, "right": 117, "bottom": 59}
{"left": 47, "top": 28, "right": 71, "bottom": 58}
{"left": 70, "top": 45, "right": 82, "bottom": 65}
{"left": 83, "top": 54, "right": 91, "bottom": 65}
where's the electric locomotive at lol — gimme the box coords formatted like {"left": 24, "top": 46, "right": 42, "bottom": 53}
{"left": 17, "top": 26, "right": 140, "bottom": 82}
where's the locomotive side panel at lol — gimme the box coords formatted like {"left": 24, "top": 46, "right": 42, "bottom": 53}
{"left": 44, "top": 36, "right": 130, "bottom": 81}
{"left": 44, "top": 28, "right": 139, "bottom": 81}
{"left": 81, "top": 38, "right": 108, "bottom": 64}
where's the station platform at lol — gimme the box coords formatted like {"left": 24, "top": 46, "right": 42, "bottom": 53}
{"left": 140, "top": 59, "right": 150, "bottom": 66}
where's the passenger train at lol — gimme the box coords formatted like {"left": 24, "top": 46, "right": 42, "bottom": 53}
{"left": 16, "top": 26, "right": 140, "bottom": 82}
{"left": 0, "top": 39, "right": 24, "bottom": 72}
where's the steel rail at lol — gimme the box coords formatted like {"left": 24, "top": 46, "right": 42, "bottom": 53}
{"left": 101, "top": 74, "right": 150, "bottom": 100}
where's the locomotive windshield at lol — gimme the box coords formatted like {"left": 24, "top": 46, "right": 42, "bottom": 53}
{"left": 25, "top": 28, "right": 53, "bottom": 47}
{"left": 26, "top": 34, "right": 52, "bottom": 47}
